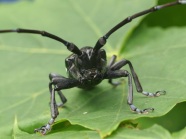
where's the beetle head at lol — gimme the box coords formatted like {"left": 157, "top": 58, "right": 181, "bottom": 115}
{"left": 76, "top": 47, "right": 107, "bottom": 80}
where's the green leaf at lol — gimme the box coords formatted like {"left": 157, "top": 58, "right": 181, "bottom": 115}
{"left": 1, "top": 0, "right": 186, "bottom": 139}
{"left": 13, "top": 120, "right": 101, "bottom": 139}
{"left": 106, "top": 120, "right": 186, "bottom": 139}
{"left": 106, "top": 124, "right": 172, "bottom": 139}
{"left": 135, "top": 102, "right": 186, "bottom": 133}
{"left": 141, "top": 0, "right": 186, "bottom": 28}
{"left": 172, "top": 127, "right": 186, "bottom": 139}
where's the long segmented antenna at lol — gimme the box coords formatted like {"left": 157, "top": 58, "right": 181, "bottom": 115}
{"left": 94, "top": 0, "right": 186, "bottom": 52}
{"left": 0, "top": 28, "right": 82, "bottom": 55}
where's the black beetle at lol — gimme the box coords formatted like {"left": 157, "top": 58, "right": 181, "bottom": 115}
{"left": 0, "top": 0, "right": 185, "bottom": 135}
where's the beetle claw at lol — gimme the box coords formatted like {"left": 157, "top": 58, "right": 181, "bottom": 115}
{"left": 34, "top": 124, "right": 51, "bottom": 135}
{"left": 155, "top": 90, "right": 166, "bottom": 96}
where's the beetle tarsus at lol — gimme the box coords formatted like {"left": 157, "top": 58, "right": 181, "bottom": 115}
{"left": 129, "top": 104, "right": 154, "bottom": 114}
{"left": 34, "top": 125, "right": 50, "bottom": 135}
{"left": 142, "top": 90, "right": 166, "bottom": 97}
{"left": 34, "top": 123, "right": 52, "bottom": 135}
{"left": 155, "top": 90, "right": 166, "bottom": 96}
{"left": 34, "top": 118, "right": 55, "bottom": 135}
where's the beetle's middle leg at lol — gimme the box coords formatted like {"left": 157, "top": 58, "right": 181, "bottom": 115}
{"left": 34, "top": 73, "right": 79, "bottom": 135}
{"left": 108, "top": 55, "right": 166, "bottom": 97}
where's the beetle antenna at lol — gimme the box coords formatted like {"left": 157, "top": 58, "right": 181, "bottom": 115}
{"left": 0, "top": 28, "right": 82, "bottom": 55}
{"left": 94, "top": 0, "right": 186, "bottom": 51}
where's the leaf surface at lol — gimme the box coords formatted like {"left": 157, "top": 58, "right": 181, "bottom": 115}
{"left": 107, "top": 124, "right": 172, "bottom": 139}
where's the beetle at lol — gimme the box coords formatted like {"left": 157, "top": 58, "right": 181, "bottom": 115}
{"left": 0, "top": 0, "right": 185, "bottom": 135}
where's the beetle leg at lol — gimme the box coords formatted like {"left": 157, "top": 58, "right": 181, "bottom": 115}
{"left": 108, "top": 78, "right": 122, "bottom": 86}
{"left": 107, "top": 55, "right": 123, "bottom": 86}
{"left": 34, "top": 73, "right": 79, "bottom": 135}
{"left": 108, "top": 55, "right": 117, "bottom": 68}
{"left": 49, "top": 73, "right": 67, "bottom": 106}
{"left": 34, "top": 87, "right": 57, "bottom": 135}
{"left": 104, "top": 69, "right": 155, "bottom": 114}
{"left": 109, "top": 58, "right": 166, "bottom": 97}
{"left": 56, "top": 91, "right": 67, "bottom": 107}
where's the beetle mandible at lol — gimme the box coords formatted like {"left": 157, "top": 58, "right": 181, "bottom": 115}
{"left": 0, "top": 0, "right": 185, "bottom": 135}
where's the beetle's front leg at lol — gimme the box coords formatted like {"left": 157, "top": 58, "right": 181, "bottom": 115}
{"left": 34, "top": 74, "right": 79, "bottom": 135}
{"left": 104, "top": 70, "right": 156, "bottom": 114}
{"left": 108, "top": 56, "right": 166, "bottom": 97}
